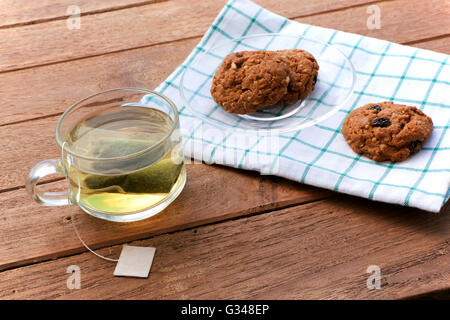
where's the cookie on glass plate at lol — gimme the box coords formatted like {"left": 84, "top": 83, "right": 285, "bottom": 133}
{"left": 210, "top": 50, "right": 291, "bottom": 114}
{"left": 275, "top": 49, "right": 319, "bottom": 105}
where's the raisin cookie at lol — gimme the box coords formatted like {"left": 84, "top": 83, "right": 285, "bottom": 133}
{"left": 210, "top": 51, "right": 290, "bottom": 114}
{"left": 341, "top": 102, "right": 433, "bottom": 162}
{"left": 275, "top": 49, "right": 319, "bottom": 105}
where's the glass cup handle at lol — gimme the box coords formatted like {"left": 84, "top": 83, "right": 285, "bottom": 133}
{"left": 26, "top": 159, "right": 70, "bottom": 206}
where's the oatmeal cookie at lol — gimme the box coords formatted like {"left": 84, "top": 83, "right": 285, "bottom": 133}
{"left": 275, "top": 49, "right": 319, "bottom": 105}
{"left": 341, "top": 101, "right": 433, "bottom": 162}
{"left": 210, "top": 50, "right": 290, "bottom": 114}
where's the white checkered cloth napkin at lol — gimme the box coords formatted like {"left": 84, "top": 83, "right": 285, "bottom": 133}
{"left": 149, "top": 0, "right": 450, "bottom": 212}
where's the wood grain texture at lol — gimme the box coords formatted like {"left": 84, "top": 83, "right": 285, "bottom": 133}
{"left": 0, "top": 0, "right": 447, "bottom": 73}
{"left": 0, "top": 196, "right": 448, "bottom": 300}
{"left": 0, "top": 116, "right": 61, "bottom": 190}
{"left": 0, "top": 0, "right": 166, "bottom": 28}
{"left": 0, "top": 38, "right": 198, "bottom": 126}
{"left": 0, "top": 163, "right": 330, "bottom": 271}
{"left": 297, "top": 0, "right": 450, "bottom": 44}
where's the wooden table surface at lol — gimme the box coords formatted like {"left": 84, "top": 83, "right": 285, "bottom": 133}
{"left": 0, "top": 0, "right": 449, "bottom": 300}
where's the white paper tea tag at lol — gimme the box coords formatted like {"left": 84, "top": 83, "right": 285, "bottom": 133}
{"left": 114, "top": 245, "right": 156, "bottom": 278}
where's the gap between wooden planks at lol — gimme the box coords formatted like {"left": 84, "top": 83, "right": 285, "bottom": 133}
{"left": 0, "top": 0, "right": 447, "bottom": 73}
{"left": 0, "top": 196, "right": 448, "bottom": 300}
{"left": 0, "top": 163, "right": 331, "bottom": 272}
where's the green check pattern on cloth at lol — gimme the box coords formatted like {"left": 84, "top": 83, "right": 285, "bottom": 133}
{"left": 147, "top": 0, "right": 450, "bottom": 212}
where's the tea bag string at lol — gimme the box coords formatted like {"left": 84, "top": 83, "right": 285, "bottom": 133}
{"left": 61, "top": 142, "right": 119, "bottom": 263}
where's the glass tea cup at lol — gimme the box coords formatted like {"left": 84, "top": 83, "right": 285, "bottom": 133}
{"left": 26, "top": 88, "right": 186, "bottom": 222}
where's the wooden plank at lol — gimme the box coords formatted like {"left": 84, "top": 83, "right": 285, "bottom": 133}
{"left": 0, "top": 164, "right": 330, "bottom": 271}
{"left": 0, "top": 0, "right": 446, "bottom": 73}
{"left": 0, "top": 0, "right": 165, "bottom": 29}
{"left": 0, "top": 196, "right": 447, "bottom": 299}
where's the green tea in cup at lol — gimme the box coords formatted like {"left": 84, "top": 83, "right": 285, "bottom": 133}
{"left": 27, "top": 88, "right": 186, "bottom": 222}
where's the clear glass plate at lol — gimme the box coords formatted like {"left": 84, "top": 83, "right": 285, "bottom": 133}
{"left": 179, "top": 33, "right": 356, "bottom": 134}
